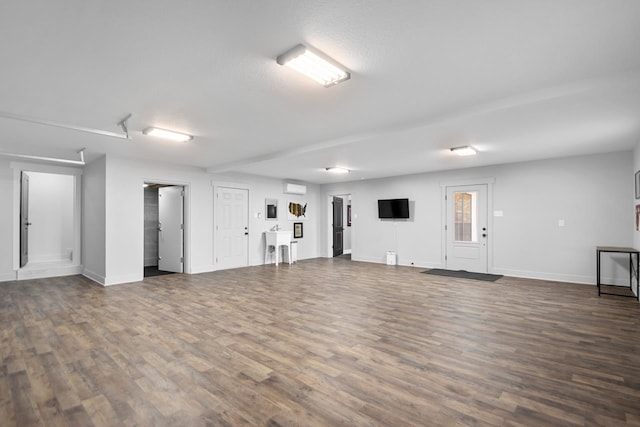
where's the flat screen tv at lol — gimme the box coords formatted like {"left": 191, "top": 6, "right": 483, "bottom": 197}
{"left": 378, "top": 198, "right": 410, "bottom": 219}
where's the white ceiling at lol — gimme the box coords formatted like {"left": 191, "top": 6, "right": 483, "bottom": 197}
{"left": 1, "top": 1, "right": 639, "bottom": 183}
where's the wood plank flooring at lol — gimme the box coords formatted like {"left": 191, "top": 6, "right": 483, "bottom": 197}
{"left": 1, "top": 257, "right": 640, "bottom": 426}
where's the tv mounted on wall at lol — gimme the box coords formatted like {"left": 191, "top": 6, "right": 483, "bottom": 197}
{"left": 378, "top": 198, "right": 410, "bottom": 219}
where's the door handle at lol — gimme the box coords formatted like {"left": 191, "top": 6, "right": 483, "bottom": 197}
{"left": 25, "top": 222, "right": 32, "bottom": 226}
{"left": 244, "top": 232, "right": 249, "bottom": 235}
{"left": 482, "top": 233, "right": 487, "bottom": 237}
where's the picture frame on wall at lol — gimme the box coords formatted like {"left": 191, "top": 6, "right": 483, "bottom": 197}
{"left": 293, "top": 222, "right": 303, "bottom": 239}
{"left": 265, "top": 198, "right": 278, "bottom": 220}
{"left": 636, "top": 171, "right": 640, "bottom": 199}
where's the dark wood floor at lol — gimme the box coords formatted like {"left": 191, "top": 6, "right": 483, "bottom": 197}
{"left": 1, "top": 257, "right": 640, "bottom": 426}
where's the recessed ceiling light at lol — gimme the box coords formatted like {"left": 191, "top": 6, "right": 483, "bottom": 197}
{"left": 142, "top": 127, "right": 193, "bottom": 142}
{"left": 450, "top": 146, "right": 477, "bottom": 156}
{"left": 277, "top": 44, "right": 350, "bottom": 87}
{"left": 325, "top": 167, "right": 350, "bottom": 174}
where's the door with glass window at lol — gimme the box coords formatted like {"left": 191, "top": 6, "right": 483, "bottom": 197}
{"left": 446, "top": 185, "right": 488, "bottom": 272}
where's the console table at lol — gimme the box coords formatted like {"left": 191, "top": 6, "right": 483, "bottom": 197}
{"left": 596, "top": 246, "right": 639, "bottom": 300}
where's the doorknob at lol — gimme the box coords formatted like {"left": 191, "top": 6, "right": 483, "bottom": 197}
{"left": 25, "top": 222, "right": 32, "bottom": 226}
{"left": 482, "top": 233, "right": 487, "bottom": 237}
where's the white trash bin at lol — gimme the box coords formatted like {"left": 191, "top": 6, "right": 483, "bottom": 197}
{"left": 386, "top": 251, "right": 397, "bottom": 265}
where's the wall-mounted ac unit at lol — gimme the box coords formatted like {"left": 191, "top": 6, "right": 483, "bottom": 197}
{"left": 283, "top": 183, "right": 307, "bottom": 195}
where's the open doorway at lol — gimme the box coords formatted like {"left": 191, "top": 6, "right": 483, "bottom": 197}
{"left": 327, "top": 194, "right": 352, "bottom": 258}
{"left": 144, "top": 183, "right": 184, "bottom": 278}
{"left": 14, "top": 164, "right": 82, "bottom": 280}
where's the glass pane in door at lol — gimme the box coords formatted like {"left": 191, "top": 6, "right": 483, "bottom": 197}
{"left": 454, "top": 192, "right": 477, "bottom": 242}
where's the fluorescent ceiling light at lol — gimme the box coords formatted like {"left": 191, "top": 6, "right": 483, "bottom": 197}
{"left": 142, "top": 127, "right": 193, "bottom": 142}
{"left": 277, "top": 44, "right": 350, "bottom": 87}
{"left": 325, "top": 167, "right": 350, "bottom": 174}
{"left": 450, "top": 146, "right": 477, "bottom": 156}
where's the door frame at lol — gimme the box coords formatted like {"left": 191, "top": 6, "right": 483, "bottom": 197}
{"left": 157, "top": 185, "right": 185, "bottom": 274}
{"left": 11, "top": 161, "right": 83, "bottom": 272}
{"left": 20, "top": 171, "right": 29, "bottom": 268}
{"left": 212, "top": 182, "right": 250, "bottom": 270}
{"left": 142, "top": 179, "right": 191, "bottom": 274}
{"left": 325, "top": 193, "right": 352, "bottom": 258}
{"left": 440, "top": 177, "right": 495, "bottom": 272}
{"left": 332, "top": 196, "right": 344, "bottom": 257}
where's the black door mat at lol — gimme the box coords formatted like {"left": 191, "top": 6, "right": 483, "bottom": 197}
{"left": 421, "top": 269, "right": 503, "bottom": 282}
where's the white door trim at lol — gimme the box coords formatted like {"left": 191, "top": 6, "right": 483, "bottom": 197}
{"left": 143, "top": 178, "right": 191, "bottom": 274}
{"left": 10, "top": 162, "right": 83, "bottom": 273}
{"left": 158, "top": 186, "right": 185, "bottom": 273}
{"left": 213, "top": 184, "right": 250, "bottom": 269}
{"left": 325, "top": 193, "right": 352, "bottom": 258}
{"left": 440, "top": 177, "right": 495, "bottom": 273}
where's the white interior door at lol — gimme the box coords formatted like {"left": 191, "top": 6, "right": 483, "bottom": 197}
{"left": 216, "top": 187, "right": 249, "bottom": 270}
{"left": 446, "top": 184, "right": 488, "bottom": 273}
{"left": 158, "top": 186, "right": 184, "bottom": 273}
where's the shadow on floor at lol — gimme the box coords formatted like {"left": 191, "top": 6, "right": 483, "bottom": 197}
{"left": 144, "top": 266, "right": 175, "bottom": 278}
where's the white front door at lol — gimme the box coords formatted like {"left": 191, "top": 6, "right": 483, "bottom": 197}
{"left": 158, "top": 186, "right": 184, "bottom": 273}
{"left": 216, "top": 187, "right": 249, "bottom": 270}
{"left": 446, "top": 184, "right": 488, "bottom": 273}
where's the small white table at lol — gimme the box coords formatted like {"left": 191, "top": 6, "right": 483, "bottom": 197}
{"left": 265, "top": 231, "right": 292, "bottom": 266}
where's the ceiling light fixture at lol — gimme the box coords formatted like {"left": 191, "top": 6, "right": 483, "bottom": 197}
{"left": 450, "top": 146, "right": 477, "bottom": 156}
{"left": 277, "top": 44, "right": 351, "bottom": 87}
{"left": 325, "top": 167, "right": 350, "bottom": 174}
{"left": 142, "top": 127, "right": 193, "bottom": 142}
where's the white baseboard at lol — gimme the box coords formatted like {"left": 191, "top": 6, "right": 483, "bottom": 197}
{"left": 18, "top": 264, "right": 82, "bottom": 280}
{"left": 343, "top": 249, "right": 352, "bottom": 255}
{"left": 190, "top": 264, "right": 215, "bottom": 274}
{"left": 350, "top": 255, "right": 440, "bottom": 269}
{"left": 492, "top": 267, "right": 589, "bottom": 284}
{"left": 0, "top": 272, "right": 17, "bottom": 283}
{"left": 82, "top": 268, "right": 106, "bottom": 285}
{"left": 103, "top": 273, "right": 143, "bottom": 286}
{"left": 29, "top": 254, "right": 71, "bottom": 263}
{"left": 347, "top": 258, "right": 625, "bottom": 287}
{"left": 87, "top": 269, "right": 199, "bottom": 286}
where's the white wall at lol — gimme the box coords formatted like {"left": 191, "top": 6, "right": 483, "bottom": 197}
{"left": 632, "top": 141, "right": 640, "bottom": 297}
{"left": 210, "top": 173, "right": 322, "bottom": 266}
{"left": 634, "top": 142, "right": 640, "bottom": 251}
{"left": 102, "top": 156, "right": 214, "bottom": 284}
{"left": 0, "top": 160, "right": 82, "bottom": 282}
{"left": 27, "top": 172, "right": 74, "bottom": 263}
{"left": 0, "top": 159, "right": 14, "bottom": 281}
{"left": 82, "top": 156, "right": 107, "bottom": 283}
{"left": 83, "top": 156, "right": 321, "bottom": 285}
{"left": 4, "top": 150, "right": 631, "bottom": 288}
{"left": 322, "top": 152, "right": 632, "bottom": 285}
